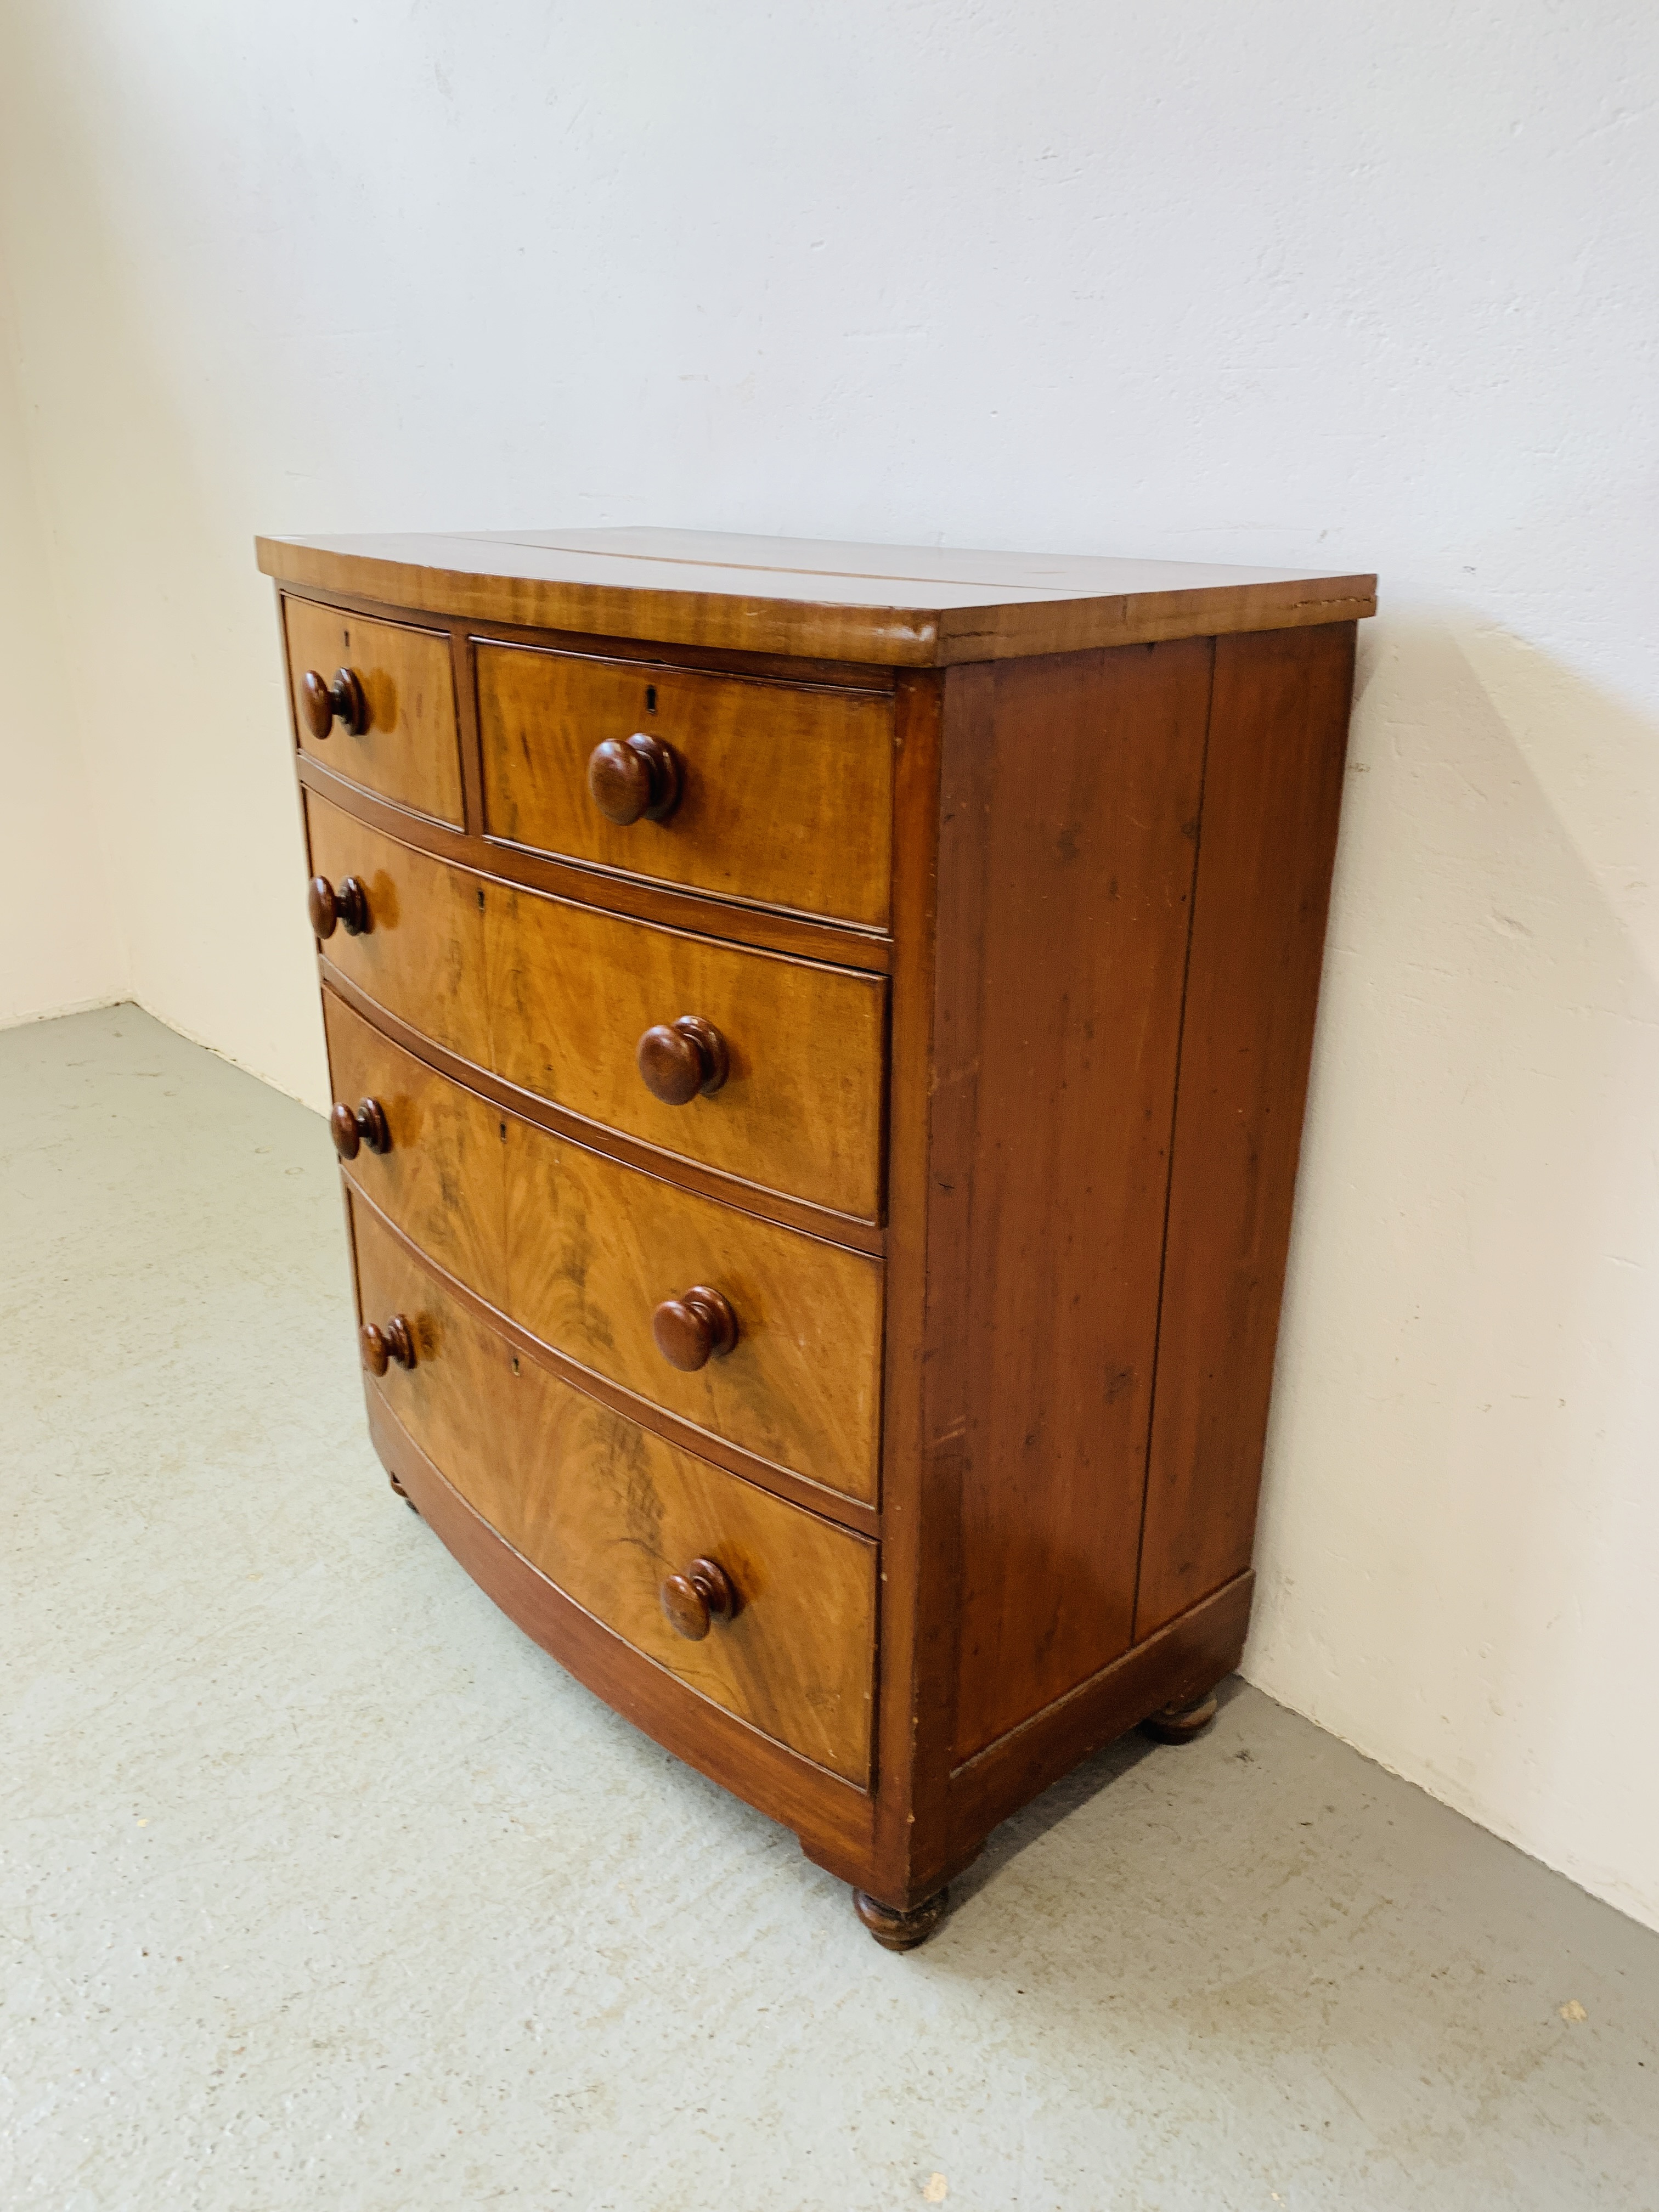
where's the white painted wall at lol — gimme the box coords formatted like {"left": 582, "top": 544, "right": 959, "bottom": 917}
{"left": 2, "top": 2, "right": 1655, "bottom": 1926}
{"left": 0, "top": 258, "right": 122, "bottom": 1026}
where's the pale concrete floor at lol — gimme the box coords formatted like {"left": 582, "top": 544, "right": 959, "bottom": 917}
{"left": 3, "top": 1006, "right": 1657, "bottom": 2212}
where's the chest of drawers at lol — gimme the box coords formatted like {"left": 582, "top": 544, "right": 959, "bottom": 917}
{"left": 259, "top": 527, "right": 1374, "bottom": 1947}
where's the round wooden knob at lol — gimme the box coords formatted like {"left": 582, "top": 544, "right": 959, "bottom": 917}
{"left": 307, "top": 874, "right": 369, "bottom": 939}
{"left": 360, "top": 1316, "right": 416, "bottom": 1375}
{"left": 300, "top": 666, "right": 369, "bottom": 741}
{"left": 329, "top": 1097, "right": 391, "bottom": 1161}
{"left": 588, "top": 732, "right": 681, "bottom": 826}
{"left": 652, "top": 1285, "right": 738, "bottom": 1372}
{"left": 636, "top": 1015, "right": 729, "bottom": 1105}
{"left": 659, "top": 1556, "right": 738, "bottom": 1641}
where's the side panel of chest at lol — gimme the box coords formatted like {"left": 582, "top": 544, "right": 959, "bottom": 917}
{"left": 1134, "top": 622, "right": 1355, "bottom": 1633}
{"left": 932, "top": 640, "right": 1215, "bottom": 1764}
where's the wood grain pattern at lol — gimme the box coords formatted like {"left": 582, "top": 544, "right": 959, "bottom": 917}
{"left": 307, "top": 792, "right": 888, "bottom": 1217}
{"left": 321, "top": 961, "right": 884, "bottom": 1252}
{"left": 258, "top": 529, "right": 1377, "bottom": 668}
{"left": 325, "top": 992, "right": 884, "bottom": 1500}
{"left": 351, "top": 1180, "right": 878, "bottom": 1536}
{"left": 351, "top": 1198, "right": 877, "bottom": 1781}
{"left": 484, "top": 872, "right": 885, "bottom": 1220}
{"left": 324, "top": 992, "right": 506, "bottom": 1306}
{"left": 288, "top": 579, "right": 902, "bottom": 692}
{"left": 284, "top": 596, "right": 463, "bottom": 824}
{"left": 1133, "top": 624, "right": 1356, "bottom": 1638}
{"left": 503, "top": 1099, "right": 883, "bottom": 1502}
{"left": 365, "top": 1391, "right": 876, "bottom": 1885}
{"left": 306, "top": 792, "right": 492, "bottom": 1067}
{"left": 297, "top": 751, "right": 894, "bottom": 972}
{"left": 864, "top": 668, "right": 959, "bottom": 1908}
{"left": 947, "top": 1571, "right": 1253, "bottom": 1848}
{"left": 476, "top": 641, "right": 895, "bottom": 927}
{"left": 940, "top": 640, "right": 1214, "bottom": 1764}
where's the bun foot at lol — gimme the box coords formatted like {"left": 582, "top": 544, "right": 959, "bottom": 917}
{"left": 1140, "top": 1690, "right": 1218, "bottom": 1743}
{"left": 854, "top": 1888, "right": 948, "bottom": 1951}
{"left": 387, "top": 1470, "right": 420, "bottom": 1515}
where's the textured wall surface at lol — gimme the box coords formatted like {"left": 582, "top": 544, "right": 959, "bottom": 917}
{"left": 0, "top": 264, "right": 121, "bottom": 1025}
{"left": 1, "top": 3, "right": 1654, "bottom": 1925}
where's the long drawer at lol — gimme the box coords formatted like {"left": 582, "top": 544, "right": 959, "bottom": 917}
{"left": 351, "top": 1197, "right": 876, "bottom": 1782}
{"left": 325, "top": 993, "right": 883, "bottom": 1502}
{"left": 306, "top": 792, "right": 887, "bottom": 1220}
{"left": 475, "top": 641, "right": 894, "bottom": 927}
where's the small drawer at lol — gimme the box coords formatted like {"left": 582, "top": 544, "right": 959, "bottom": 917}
{"left": 352, "top": 1197, "right": 876, "bottom": 1782}
{"left": 306, "top": 794, "right": 886, "bottom": 1221}
{"left": 325, "top": 995, "right": 884, "bottom": 1501}
{"left": 286, "top": 597, "right": 462, "bottom": 825}
{"left": 476, "top": 642, "right": 894, "bottom": 928}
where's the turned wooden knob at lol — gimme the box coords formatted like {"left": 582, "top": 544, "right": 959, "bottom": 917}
{"left": 636, "top": 1015, "right": 729, "bottom": 1105}
{"left": 359, "top": 1316, "right": 416, "bottom": 1375}
{"left": 652, "top": 1285, "right": 738, "bottom": 1372}
{"left": 300, "top": 666, "right": 369, "bottom": 741}
{"left": 587, "top": 732, "right": 681, "bottom": 825}
{"left": 329, "top": 1097, "right": 391, "bottom": 1160}
{"left": 659, "top": 1555, "right": 738, "bottom": 1641}
{"left": 307, "top": 874, "right": 369, "bottom": 939}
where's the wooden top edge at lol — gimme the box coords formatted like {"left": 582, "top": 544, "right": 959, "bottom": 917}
{"left": 255, "top": 529, "right": 1377, "bottom": 665}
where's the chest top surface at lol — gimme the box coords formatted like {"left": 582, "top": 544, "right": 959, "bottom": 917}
{"left": 256, "top": 525, "right": 1376, "bottom": 667}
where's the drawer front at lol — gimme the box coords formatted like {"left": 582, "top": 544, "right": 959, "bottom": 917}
{"left": 352, "top": 1197, "right": 876, "bottom": 1782}
{"left": 307, "top": 794, "right": 887, "bottom": 1220}
{"left": 307, "top": 793, "right": 492, "bottom": 1068}
{"left": 286, "top": 597, "right": 463, "bottom": 825}
{"left": 476, "top": 642, "right": 894, "bottom": 927}
{"left": 323, "top": 992, "right": 509, "bottom": 1310}
{"left": 325, "top": 995, "right": 883, "bottom": 1501}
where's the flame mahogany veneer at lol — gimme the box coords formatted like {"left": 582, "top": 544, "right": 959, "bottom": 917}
{"left": 260, "top": 526, "right": 1374, "bottom": 1948}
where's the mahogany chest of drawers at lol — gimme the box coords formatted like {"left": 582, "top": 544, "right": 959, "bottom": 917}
{"left": 258, "top": 527, "right": 1374, "bottom": 1947}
